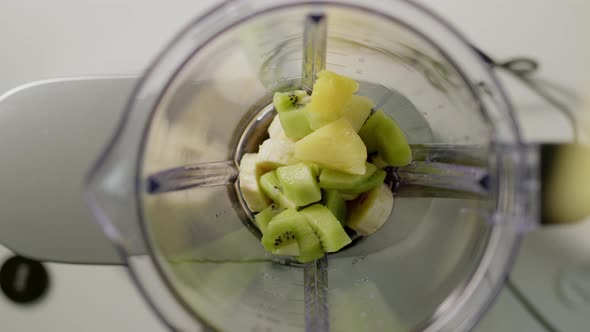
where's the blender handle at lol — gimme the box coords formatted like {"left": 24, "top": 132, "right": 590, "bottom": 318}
{"left": 539, "top": 143, "right": 590, "bottom": 225}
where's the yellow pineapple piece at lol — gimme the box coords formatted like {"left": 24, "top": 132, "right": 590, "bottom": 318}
{"left": 295, "top": 118, "right": 367, "bottom": 175}
{"left": 307, "top": 70, "right": 359, "bottom": 130}
{"left": 342, "top": 95, "right": 374, "bottom": 132}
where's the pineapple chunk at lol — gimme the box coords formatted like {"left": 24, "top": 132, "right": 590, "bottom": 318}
{"left": 342, "top": 95, "right": 374, "bottom": 132}
{"left": 295, "top": 118, "right": 367, "bottom": 175}
{"left": 307, "top": 70, "right": 359, "bottom": 130}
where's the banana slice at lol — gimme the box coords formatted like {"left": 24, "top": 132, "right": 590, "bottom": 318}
{"left": 257, "top": 138, "right": 298, "bottom": 171}
{"left": 239, "top": 153, "right": 270, "bottom": 212}
{"left": 347, "top": 184, "right": 394, "bottom": 235}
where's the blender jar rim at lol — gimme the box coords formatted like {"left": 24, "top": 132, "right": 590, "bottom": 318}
{"left": 87, "top": 0, "right": 526, "bottom": 331}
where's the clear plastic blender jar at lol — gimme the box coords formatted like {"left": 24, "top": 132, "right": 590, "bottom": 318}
{"left": 86, "top": 0, "right": 536, "bottom": 331}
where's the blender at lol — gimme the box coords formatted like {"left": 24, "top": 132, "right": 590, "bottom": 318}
{"left": 1, "top": 0, "right": 588, "bottom": 331}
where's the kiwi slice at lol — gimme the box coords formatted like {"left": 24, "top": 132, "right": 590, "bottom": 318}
{"left": 276, "top": 163, "right": 322, "bottom": 207}
{"left": 254, "top": 203, "right": 282, "bottom": 234}
{"left": 375, "top": 130, "right": 412, "bottom": 167}
{"left": 273, "top": 90, "right": 310, "bottom": 113}
{"left": 322, "top": 189, "right": 347, "bottom": 226}
{"left": 300, "top": 204, "right": 351, "bottom": 252}
{"left": 369, "top": 153, "right": 389, "bottom": 169}
{"left": 359, "top": 110, "right": 412, "bottom": 167}
{"left": 273, "top": 90, "right": 313, "bottom": 140}
{"left": 261, "top": 209, "right": 324, "bottom": 262}
{"left": 340, "top": 192, "right": 361, "bottom": 201}
{"left": 319, "top": 162, "right": 377, "bottom": 191}
{"left": 358, "top": 112, "right": 380, "bottom": 153}
{"left": 278, "top": 108, "right": 312, "bottom": 139}
{"left": 259, "top": 170, "right": 297, "bottom": 209}
{"left": 340, "top": 168, "right": 387, "bottom": 195}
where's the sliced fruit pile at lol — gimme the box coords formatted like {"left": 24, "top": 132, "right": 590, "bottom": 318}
{"left": 239, "top": 70, "right": 412, "bottom": 263}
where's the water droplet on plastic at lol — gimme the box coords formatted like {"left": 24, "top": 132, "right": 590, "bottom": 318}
{"left": 354, "top": 277, "right": 369, "bottom": 286}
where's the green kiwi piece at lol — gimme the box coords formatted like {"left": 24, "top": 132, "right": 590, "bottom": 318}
{"left": 370, "top": 153, "right": 389, "bottom": 169}
{"left": 358, "top": 112, "right": 381, "bottom": 153}
{"left": 340, "top": 169, "right": 387, "bottom": 195}
{"left": 300, "top": 204, "right": 352, "bottom": 252}
{"left": 319, "top": 162, "right": 377, "bottom": 191}
{"left": 273, "top": 90, "right": 313, "bottom": 139}
{"left": 254, "top": 203, "right": 283, "bottom": 234}
{"left": 276, "top": 163, "right": 322, "bottom": 207}
{"left": 359, "top": 110, "right": 412, "bottom": 167}
{"left": 340, "top": 192, "right": 361, "bottom": 201}
{"left": 322, "top": 189, "right": 347, "bottom": 226}
{"left": 273, "top": 242, "right": 300, "bottom": 256}
{"left": 278, "top": 108, "right": 312, "bottom": 139}
{"left": 273, "top": 90, "right": 310, "bottom": 113}
{"left": 375, "top": 127, "right": 412, "bottom": 167}
{"left": 261, "top": 209, "right": 324, "bottom": 262}
{"left": 259, "top": 170, "right": 297, "bottom": 209}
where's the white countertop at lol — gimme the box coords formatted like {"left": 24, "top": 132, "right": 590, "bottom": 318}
{"left": 1, "top": 1, "right": 588, "bottom": 331}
